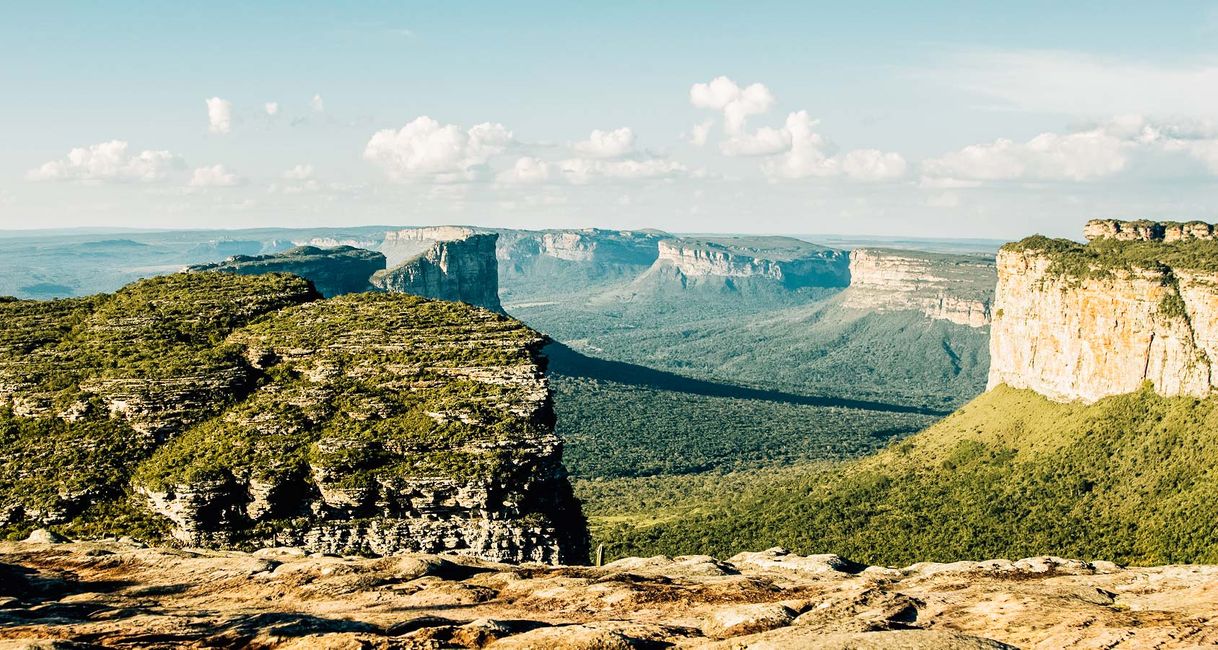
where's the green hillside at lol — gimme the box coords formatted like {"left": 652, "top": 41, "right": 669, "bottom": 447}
{"left": 584, "top": 384, "right": 1218, "bottom": 565}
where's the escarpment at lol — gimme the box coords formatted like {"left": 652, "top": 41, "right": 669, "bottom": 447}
{"left": 0, "top": 273, "right": 587, "bottom": 563}
{"left": 988, "top": 225, "right": 1218, "bottom": 402}
{"left": 1083, "top": 218, "right": 1217, "bottom": 243}
{"left": 842, "top": 249, "right": 995, "bottom": 327}
{"left": 649, "top": 236, "right": 850, "bottom": 289}
{"left": 373, "top": 233, "right": 504, "bottom": 312}
{"left": 185, "top": 245, "right": 386, "bottom": 297}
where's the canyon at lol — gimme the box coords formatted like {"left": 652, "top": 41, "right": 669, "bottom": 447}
{"left": 841, "top": 248, "right": 995, "bottom": 327}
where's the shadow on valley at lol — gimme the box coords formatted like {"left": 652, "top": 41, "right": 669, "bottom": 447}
{"left": 544, "top": 342, "right": 949, "bottom": 417}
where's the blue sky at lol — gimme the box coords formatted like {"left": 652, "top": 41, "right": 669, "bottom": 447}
{"left": 4, "top": 1, "right": 1218, "bottom": 238}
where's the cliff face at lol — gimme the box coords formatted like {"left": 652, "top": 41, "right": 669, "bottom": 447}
{"left": 185, "top": 245, "right": 386, "bottom": 297}
{"left": 1083, "top": 219, "right": 1217, "bottom": 243}
{"left": 987, "top": 230, "right": 1218, "bottom": 402}
{"left": 380, "top": 227, "right": 479, "bottom": 267}
{"left": 497, "top": 229, "right": 663, "bottom": 267}
{"left": 651, "top": 237, "right": 850, "bottom": 289}
{"left": 372, "top": 234, "right": 503, "bottom": 313}
{"left": 0, "top": 273, "right": 587, "bottom": 563}
{"left": 842, "top": 249, "right": 995, "bottom": 327}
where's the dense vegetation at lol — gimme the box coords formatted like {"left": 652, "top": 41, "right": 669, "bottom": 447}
{"left": 582, "top": 385, "right": 1218, "bottom": 565}
{"left": 1007, "top": 234, "right": 1218, "bottom": 278}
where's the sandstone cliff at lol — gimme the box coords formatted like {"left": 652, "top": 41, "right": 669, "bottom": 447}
{"left": 185, "top": 245, "right": 386, "bottom": 297}
{"left": 988, "top": 227, "right": 1218, "bottom": 402}
{"left": 1083, "top": 218, "right": 1217, "bottom": 242}
{"left": 0, "top": 273, "right": 586, "bottom": 563}
{"left": 649, "top": 236, "right": 850, "bottom": 289}
{"left": 372, "top": 233, "right": 503, "bottom": 313}
{"left": 380, "top": 226, "right": 479, "bottom": 267}
{"left": 842, "top": 249, "right": 995, "bottom": 327}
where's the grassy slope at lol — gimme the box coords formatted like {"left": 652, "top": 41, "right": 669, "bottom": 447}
{"left": 582, "top": 385, "right": 1218, "bottom": 565}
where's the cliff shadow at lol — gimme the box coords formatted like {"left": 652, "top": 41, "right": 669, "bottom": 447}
{"left": 543, "top": 341, "right": 949, "bottom": 416}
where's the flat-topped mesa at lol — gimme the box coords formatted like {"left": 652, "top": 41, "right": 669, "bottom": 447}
{"left": 988, "top": 227, "right": 1218, "bottom": 403}
{"left": 1083, "top": 219, "right": 1217, "bottom": 242}
{"left": 0, "top": 273, "right": 587, "bottom": 563}
{"left": 372, "top": 233, "right": 503, "bottom": 313}
{"left": 654, "top": 236, "right": 850, "bottom": 289}
{"left": 380, "top": 226, "right": 479, "bottom": 267}
{"left": 842, "top": 249, "right": 996, "bottom": 327}
{"left": 498, "top": 228, "right": 665, "bottom": 266}
{"left": 185, "top": 245, "right": 386, "bottom": 298}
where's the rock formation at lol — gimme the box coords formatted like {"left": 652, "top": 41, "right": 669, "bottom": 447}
{"left": 841, "top": 249, "right": 995, "bottom": 327}
{"left": 988, "top": 225, "right": 1218, "bottom": 402}
{"left": 185, "top": 245, "right": 386, "bottom": 297}
{"left": 3, "top": 540, "right": 1215, "bottom": 648}
{"left": 1083, "top": 218, "right": 1217, "bottom": 242}
{"left": 372, "top": 233, "right": 504, "bottom": 312}
{"left": 496, "top": 228, "right": 664, "bottom": 267}
{"left": 380, "top": 226, "right": 480, "bottom": 267}
{"left": 649, "top": 236, "right": 850, "bottom": 289}
{"left": 0, "top": 273, "right": 586, "bottom": 563}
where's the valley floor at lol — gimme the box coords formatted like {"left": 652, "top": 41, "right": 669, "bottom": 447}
{"left": 2, "top": 539, "right": 1215, "bottom": 649}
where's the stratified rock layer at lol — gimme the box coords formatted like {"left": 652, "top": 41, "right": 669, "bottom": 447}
{"left": 185, "top": 245, "right": 387, "bottom": 297}
{"left": 842, "top": 249, "right": 995, "bottom": 327}
{"left": 373, "top": 233, "right": 504, "bottom": 313}
{"left": 1083, "top": 218, "right": 1217, "bottom": 242}
{"left": 989, "top": 230, "right": 1218, "bottom": 402}
{"left": 2, "top": 541, "right": 1214, "bottom": 649}
{"left": 0, "top": 273, "right": 586, "bottom": 563}
{"left": 651, "top": 237, "right": 850, "bottom": 289}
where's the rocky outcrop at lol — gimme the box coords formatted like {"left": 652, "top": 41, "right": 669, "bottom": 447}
{"left": 372, "top": 233, "right": 503, "bottom": 312}
{"left": 988, "top": 228, "right": 1218, "bottom": 402}
{"left": 842, "top": 249, "right": 995, "bottom": 327}
{"left": 1083, "top": 218, "right": 1217, "bottom": 242}
{"left": 3, "top": 540, "right": 1214, "bottom": 648}
{"left": 0, "top": 274, "right": 586, "bottom": 564}
{"left": 651, "top": 237, "right": 850, "bottom": 289}
{"left": 497, "top": 228, "right": 664, "bottom": 267}
{"left": 185, "top": 245, "right": 386, "bottom": 297}
{"left": 381, "top": 226, "right": 479, "bottom": 267}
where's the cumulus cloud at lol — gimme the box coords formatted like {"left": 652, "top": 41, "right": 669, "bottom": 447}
{"left": 206, "top": 97, "right": 233, "bottom": 134}
{"left": 311, "top": 94, "right": 325, "bottom": 112}
{"left": 690, "top": 76, "right": 775, "bottom": 134}
{"left": 840, "top": 149, "right": 909, "bottom": 181}
{"left": 264, "top": 101, "right": 279, "bottom": 116}
{"left": 497, "top": 157, "right": 551, "bottom": 184}
{"left": 558, "top": 158, "right": 686, "bottom": 184}
{"left": 364, "top": 116, "right": 513, "bottom": 181}
{"left": 574, "top": 127, "right": 635, "bottom": 158}
{"left": 721, "top": 126, "right": 792, "bottom": 157}
{"left": 688, "top": 120, "right": 713, "bottom": 147}
{"left": 188, "top": 164, "right": 242, "bottom": 187}
{"left": 27, "top": 140, "right": 182, "bottom": 183}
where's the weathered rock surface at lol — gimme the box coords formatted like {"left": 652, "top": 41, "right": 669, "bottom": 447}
{"left": 373, "top": 233, "right": 504, "bottom": 312}
{"left": 1, "top": 541, "right": 1214, "bottom": 648}
{"left": 988, "top": 230, "right": 1218, "bottom": 402}
{"left": 185, "top": 245, "right": 387, "bottom": 297}
{"left": 650, "top": 237, "right": 850, "bottom": 289}
{"left": 841, "top": 249, "right": 995, "bottom": 327}
{"left": 380, "top": 226, "right": 480, "bottom": 267}
{"left": 1084, "top": 218, "right": 1217, "bottom": 242}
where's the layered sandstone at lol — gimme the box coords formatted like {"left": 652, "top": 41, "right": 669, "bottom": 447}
{"left": 987, "top": 232, "right": 1218, "bottom": 402}
{"left": 380, "top": 226, "right": 479, "bottom": 267}
{"left": 1083, "top": 218, "right": 1217, "bottom": 242}
{"left": 652, "top": 237, "right": 850, "bottom": 289}
{"left": 185, "top": 245, "right": 386, "bottom": 297}
{"left": 842, "top": 249, "right": 995, "bottom": 327}
{"left": 372, "top": 233, "right": 503, "bottom": 312}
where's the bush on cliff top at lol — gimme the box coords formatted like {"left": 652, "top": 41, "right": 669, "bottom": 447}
{"left": 1005, "top": 235, "right": 1218, "bottom": 278}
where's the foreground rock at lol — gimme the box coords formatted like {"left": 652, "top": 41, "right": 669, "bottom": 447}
{"left": 0, "top": 542, "right": 1214, "bottom": 648}
{"left": 185, "top": 244, "right": 386, "bottom": 297}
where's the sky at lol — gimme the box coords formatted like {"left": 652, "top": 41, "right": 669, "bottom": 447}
{"left": 4, "top": 1, "right": 1218, "bottom": 239}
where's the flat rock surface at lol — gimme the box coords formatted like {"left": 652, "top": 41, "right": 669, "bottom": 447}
{"left": 1, "top": 541, "right": 1215, "bottom": 648}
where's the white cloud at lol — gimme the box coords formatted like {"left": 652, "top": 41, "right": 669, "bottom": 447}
{"left": 688, "top": 120, "right": 713, "bottom": 147}
{"left": 364, "top": 116, "right": 512, "bottom": 181}
{"left": 690, "top": 76, "right": 775, "bottom": 134}
{"left": 264, "top": 101, "right": 280, "bottom": 116}
{"left": 558, "top": 158, "right": 686, "bottom": 184}
{"left": 188, "top": 164, "right": 242, "bottom": 187}
{"left": 763, "top": 111, "right": 836, "bottom": 179}
{"left": 206, "top": 97, "right": 233, "bottom": 134}
{"left": 721, "top": 126, "right": 791, "bottom": 157}
{"left": 311, "top": 94, "right": 325, "bottom": 112}
{"left": 574, "top": 127, "right": 635, "bottom": 158}
{"left": 840, "top": 149, "right": 908, "bottom": 181}
{"left": 27, "top": 140, "right": 182, "bottom": 183}
{"left": 497, "top": 156, "right": 551, "bottom": 184}
{"left": 282, "top": 163, "right": 314, "bottom": 180}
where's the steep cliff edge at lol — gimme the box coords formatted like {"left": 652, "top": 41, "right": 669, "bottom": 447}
{"left": 185, "top": 245, "right": 386, "bottom": 297}
{"left": 644, "top": 236, "right": 850, "bottom": 290}
{"left": 0, "top": 273, "right": 586, "bottom": 563}
{"left": 1083, "top": 218, "right": 1217, "bottom": 242}
{"left": 842, "top": 248, "right": 995, "bottom": 327}
{"left": 988, "top": 229, "right": 1218, "bottom": 402}
{"left": 372, "top": 233, "right": 503, "bottom": 313}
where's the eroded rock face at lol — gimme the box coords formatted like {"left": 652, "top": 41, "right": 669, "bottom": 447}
{"left": 651, "top": 237, "right": 850, "bottom": 289}
{"left": 841, "top": 249, "right": 995, "bottom": 327}
{"left": 988, "top": 248, "right": 1218, "bottom": 402}
{"left": 1083, "top": 219, "right": 1217, "bottom": 242}
{"left": 373, "top": 233, "right": 504, "bottom": 313}
{"left": 185, "top": 245, "right": 387, "bottom": 297}
{"left": 380, "top": 226, "right": 479, "bottom": 267}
